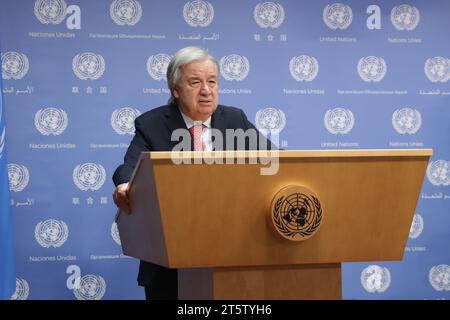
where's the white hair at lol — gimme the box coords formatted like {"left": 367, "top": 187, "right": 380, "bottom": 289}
{"left": 166, "top": 46, "right": 219, "bottom": 105}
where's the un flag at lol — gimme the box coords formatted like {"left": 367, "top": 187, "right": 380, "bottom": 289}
{"left": 0, "top": 72, "right": 16, "bottom": 300}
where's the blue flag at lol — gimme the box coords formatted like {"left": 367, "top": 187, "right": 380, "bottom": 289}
{"left": 0, "top": 69, "right": 16, "bottom": 300}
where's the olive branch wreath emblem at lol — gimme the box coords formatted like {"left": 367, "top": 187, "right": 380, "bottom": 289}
{"left": 273, "top": 194, "right": 322, "bottom": 239}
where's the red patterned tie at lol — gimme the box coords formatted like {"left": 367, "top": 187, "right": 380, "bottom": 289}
{"left": 189, "top": 124, "right": 205, "bottom": 151}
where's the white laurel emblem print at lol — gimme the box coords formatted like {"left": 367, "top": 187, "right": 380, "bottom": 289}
{"left": 8, "top": 163, "right": 29, "bottom": 192}
{"left": 110, "top": 0, "right": 142, "bottom": 26}
{"left": 429, "top": 264, "right": 450, "bottom": 291}
{"left": 220, "top": 54, "right": 250, "bottom": 81}
{"left": 392, "top": 108, "right": 421, "bottom": 135}
{"left": 10, "top": 278, "right": 30, "bottom": 300}
{"left": 358, "top": 56, "right": 387, "bottom": 82}
{"left": 34, "top": 0, "right": 67, "bottom": 24}
{"left": 323, "top": 3, "right": 353, "bottom": 30}
{"left": 1, "top": 51, "right": 29, "bottom": 80}
{"left": 426, "top": 160, "right": 450, "bottom": 186}
{"left": 146, "top": 54, "right": 171, "bottom": 81}
{"left": 73, "top": 163, "right": 106, "bottom": 191}
{"left": 111, "top": 222, "right": 121, "bottom": 245}
{"left": 324, "top": 108, "right": 354, "bottom": 135}
{"left": 409, "top": 213, "right": 424, "bottom": 239}
{"left": 361, "top": 265, "right": 391, "bottom": 293}
{"left": 34, "top": 219, "right": 69, "bottom": 248}
{"left": 255, "top": 107, "right": 286, "bottom": 133}
{"left": 0, "top": 127, "right": 5, "bottom": 161}
{"left": 424, "top": 57, "right": 450, "bottom": 83}
{"left": 73, "top": 275, "right": 106, "bottom": 300}
{"left": 72, "top": 52, "right": 106, "bottom": 80}
{"left": 253, "top": 2, "right": 285, "bottom": 29}
{"left": 34, "top": 107, "right": 68, "bottom": 136}
{"left": 289, "top": 55, "right": 319, "bottom": 82}
{"left": 183, "top": 0, "right": 214, "bottom": 27}
{"left": 390, "top": 5, "right": 420, "bottom": 31}
{"left": 111, "top": 107, "right": 141, "bottom": 135}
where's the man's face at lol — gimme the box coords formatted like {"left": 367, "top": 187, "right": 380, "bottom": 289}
{"left": 172, "top": 59, "right": 219, "bottom": 121}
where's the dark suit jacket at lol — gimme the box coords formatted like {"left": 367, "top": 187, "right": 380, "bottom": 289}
{"left": 112, "top": 103, "right": 273, "bottom": 289}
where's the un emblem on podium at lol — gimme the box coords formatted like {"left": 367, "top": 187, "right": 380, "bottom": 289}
{"left": 269, "top": 185, "right": 323, "bottom": 241}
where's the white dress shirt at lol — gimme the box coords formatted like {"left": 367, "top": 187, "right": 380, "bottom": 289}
{"left": 179, "top": 109, "right": 213, "bottom": 151}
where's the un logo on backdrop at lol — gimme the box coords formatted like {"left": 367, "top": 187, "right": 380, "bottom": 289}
{"left": 323, "top": 3, "right": 353, "bottom": 30}
{"left": 146, "top": 53, "right": 171, "bottom": 81}
{"left": 255, "top": 107, "right": 286, "bottom": 133}
{"left": 361, "top": 265, "right": 391, "bottom": 293}
{"left": 34, "top": 107, "right": 68, "bottom": 136}
{"left": 289, "top": 55, "right": 319, "bottom": 82}
{"left": 8, "top": 164, "right": 29, "bottom": 192}
{"left": 392, "top": 108, "right": 421, "bottom": 135}
{"left": 220, "top": 54, "right": 250, "bottom": 81}
{"left": 34, "top": 0, "right": 67, "bottom": 24}
{"left": 324, "top": 108, "right": 354, "bottom": 135}
{"left": 72, "top": 52, "right": 106, "bottom": 80}
{"left": 358, "top": 56, "right": 387, "bottom": 82}
{"left": 426, "top": 160, "right": 450, "bottom": 186}
{"left": 73, "top": 275, "right": 106, "bottom": 300}
{"left": 424, "top": 57, "right": 450, "bottom": 83}
{"left": 111, "top": 222, "right": 121, "bottom": 245}
{"left": 111, "top": 107, "right": 141, "bottom": 135}
{"left": 391, "top": 5, "right": 420, "bottom": 31}
{"left": 10, "top": 278, "right": 30, "bottom": 300}
{"left": 409, "top": 213, "right": 424, "bottom": 239}
{"left": 110, "top": 0, "right": 142, "bottom": 26}
{"left": 1, "top": 51, "right": 29, "bottom": 80}
{"left": 183, "top": 0, "right": 214, "bottom": 27}
{"left": 73, "top": 163, "right": 106, "bottom": 191}
{"left": 254, "top": 2, "right": 285, "bottom": 29}
{"left": 429, "top": 264, "right": 450, "bottom": 291}
{"left": 34, "top": 219, "right": 69, "bottom": 248}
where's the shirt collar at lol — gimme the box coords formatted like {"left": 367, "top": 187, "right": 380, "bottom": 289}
{"left": 179, "top": 107, "right": 212, "bottom": 129}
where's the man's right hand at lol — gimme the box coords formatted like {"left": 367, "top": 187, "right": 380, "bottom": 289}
{"left": 113, "top": 182, "right": 131, "bottom": 215}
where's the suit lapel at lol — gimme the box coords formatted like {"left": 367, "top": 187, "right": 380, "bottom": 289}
{"left": 163, "top": 104, "right": 188, "bottom": 133}
{"left": 162, "top": 104, "right": 189, "bottom": 149}
{"left": 211, "top": 105, "right": 227, "bottom": 150}
{"left": 211, "top": 105, "right": 226, "bottom": 133}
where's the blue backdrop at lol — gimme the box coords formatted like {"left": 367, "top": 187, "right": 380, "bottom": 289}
{"left": 1, "top": 0, "right": 449, "bottom": 300}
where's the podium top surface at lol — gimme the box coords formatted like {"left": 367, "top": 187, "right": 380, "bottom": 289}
{"left": 145, "top": 149, "right": 432, "bottom": 160}
{"left": 118, "top": 147, "right": 432, "bottom": 268}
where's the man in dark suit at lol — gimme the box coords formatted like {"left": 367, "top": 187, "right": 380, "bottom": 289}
{"left": 112, "top": 46, "right": 273, "bottom": 300}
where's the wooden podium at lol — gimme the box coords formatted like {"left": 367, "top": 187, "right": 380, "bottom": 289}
{"left": 115, "top": 149, "right": 431, "bottom": 299}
